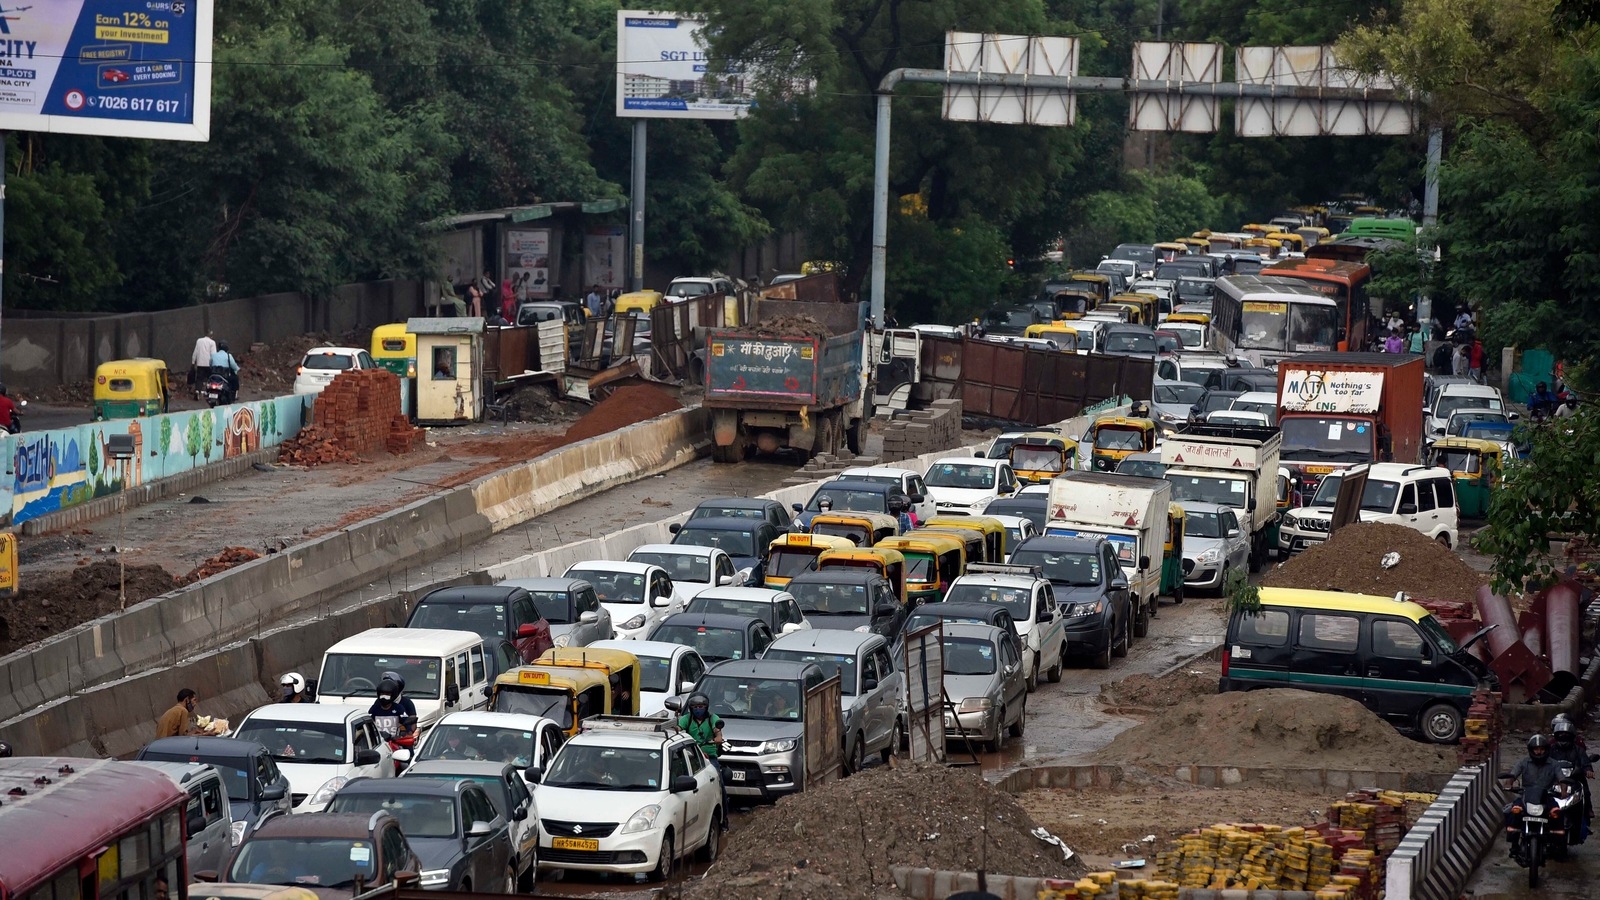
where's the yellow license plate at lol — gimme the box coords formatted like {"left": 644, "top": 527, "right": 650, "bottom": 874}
{"left": 552, "top": 837, "right": 600, "bottom": 852}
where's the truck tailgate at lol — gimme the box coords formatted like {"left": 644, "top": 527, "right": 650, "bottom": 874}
{"left": 706, "top": 334, "right": 823, "bottom": 405}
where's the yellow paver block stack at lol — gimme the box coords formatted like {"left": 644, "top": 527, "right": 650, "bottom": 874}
{"left": 1152, "top": 823, "right": 1339, "bottom": 891}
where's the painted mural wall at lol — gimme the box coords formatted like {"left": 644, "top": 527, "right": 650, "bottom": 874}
{"left": 0, "top": 395, "right": 310, "bottom": 528}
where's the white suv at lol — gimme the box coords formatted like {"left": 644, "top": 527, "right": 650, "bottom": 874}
{"left": 293, "top": 347, "right": 377, "bottom": 395}
{"left": 666, "top": 275, "right": 737, "bottom": 301}
{"left": 1278, "top": 463, "right": 1460, "bottom": 552}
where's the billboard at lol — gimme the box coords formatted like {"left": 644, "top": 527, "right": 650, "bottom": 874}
{"left": 506, "top": 229, "right": 552, "bottom": 301}
{"left": 0, "top": 0, "right": 213, "bottom": 141}
{"left": 615, "top": 10, "right": 752, "bottom": 119}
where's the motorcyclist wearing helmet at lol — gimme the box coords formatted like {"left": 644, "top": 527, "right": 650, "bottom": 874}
{"left": 1504, "top": 734, "right": 1561, "bottom": 853}
{"left": 210, "top": 341, "right": 242, "bottom": 402}
{"left": 279, "top": 673, "right": 314, "bottom": 703}
{"left": 1529, "top": 382, "right": 1561, "bottom": 420}
{"left": 368, "top": 673, "right": 419, "bottom": 740}
{"left": 676, "top": 692, "right": 730, "bottom": 831}
{"left": 1549, "top": 716, "right": 1594, "bottom": 841}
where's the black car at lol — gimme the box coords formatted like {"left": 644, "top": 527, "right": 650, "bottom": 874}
{"left": 1155, "top": 257, "right": 1218, "bottom": 280}
{"left": 791, "top": 479, "right": 911, "bottom": 529}
{"left": 1099, "top": 325, "right": 1159, "bottom": 357}
{"left": 326, "top": 775, "right": 516, "bottom": 892}
{"left": 647, "top": 612, "right": 776, "bottom": 664}
{"left": 137, "top": 737, "right": 292, "bottom": 843}
{"left": 218, "top": 810, "right": 421, "bottom": 896}
{"left": 983, "top": 496, "right": 1048, "bottom": 531}
{"left": 1008, "top": 536, "right": 1131, "bottom": 669}
{"left": 670, "top": 516, "right": 783, "bottom": 584}
{"left": 687, "top": 496, "right": 794, "bottom": 532}
{"left": 787, "top": 569, "right": 906, "bottom": 639}
{"left": 406, "top": 585, "right": 556, "bottom": 664}
{"left": 1189, "top": 389, "right": 1243, "bottom": 422}
{"left": 981, "top": 306, "right": 1044, "bottom": 337}
{"left": 1108, "top": 243, "right": 1157, "bottom": 275}
{"left": 1204, "top": 367, "right": 1277, "bottom": 394}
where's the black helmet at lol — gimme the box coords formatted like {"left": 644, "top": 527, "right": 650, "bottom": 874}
{"left": 687, "top": 692, "right": 710, "bottom": 710}
{"left": 1538, "top": 381, "right": 1549, "bottom": 392}
{"left": 0, "top": 383, "right": 8, "bottom": 397}
{"left": 1552, "top": 718, "right": 1578, "bottom": 745}
{"left": 1529, "top": 733, "right": 1551, "bottom": 758}
{"left": 377, "top": 677, "right": 402, "bottom": 701}
{"left": 381, "top": 671, "right": 406, "bottom": 693}
{"left": 0, "top": 740, "right": 12, "bottom": 758}
{"left": 217, "top": 340, "right": 230, "bottom": 352}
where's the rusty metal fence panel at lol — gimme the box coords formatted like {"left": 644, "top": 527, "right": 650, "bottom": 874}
{"left": 649, "top": 293, "right": 728, "bottom": 379}
{"left": 916, "top": 337, "right": 1154, "bottom": 424}
{"left": 902, "top": 622, "right": 947, "bottom": 763}
{"left": 804, "top": 674, "right": 843, "bottom": 788}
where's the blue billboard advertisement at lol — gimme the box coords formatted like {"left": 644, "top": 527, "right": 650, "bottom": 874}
{"left": 0, "top": 0, "right": 212, "bottom": 141}
{"left": 615, "top": 10, "right": 752, "bottom": 120}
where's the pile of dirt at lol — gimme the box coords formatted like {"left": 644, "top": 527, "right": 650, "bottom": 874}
{"left": 1263, "top": 522, "right": 1487, "bottom": 601}
{"left": 685, "top": 764, "right": 1083, "bottom": 900}
{"left": 0, "top": 560, "right": 177, "bottom": 656}
{"left": 243, "top": 330, "right": 372, "bottom": 394}
{"left": 739, "top": 313, "right": 832, "bottom": 341}
{"left": 1097, "top": 689, "right": 1456, "bottom": 772}
{"left": 180, "top": 547, "right": 263, "bottom": 585}
{"left": 499, "top": 384, "right": 590, "bottom": 425}
{"left": 277, "top": 425, "right": 359, "bottom": 466}
{"left": 1099, "top": 658, "right": 1219, "bottom": 713}
{"left": 564, "top": 383, "right": 682, "bottom": 443}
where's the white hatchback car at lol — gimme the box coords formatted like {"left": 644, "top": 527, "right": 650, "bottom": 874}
{"left": 563, "top": 560, "right": 682, "bottom": 640}
{"left": 627, "top": 544, "right": 745, "bottom": 607}
{"left": 590, "top": 639, "right": 709, "bottom": 716}
{"left": 922, "top": 457, "right": 1019, "bottom": 516}
{"left": 533, "top": 717, "right": 725, "bottom": 880}
{"left": 292, "top": 347, "right": 378, "bottom": 395}
{"left": 231, "top": 703, "right": 394, "bottom": 813}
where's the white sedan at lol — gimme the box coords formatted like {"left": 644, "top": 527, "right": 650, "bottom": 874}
{"left": 626, "top": 543, "right": 745, "bottom": 607}
{"left": 590, "top": 640, "right": 708, "bottom": 716}
{"left": 231, "top": 703, "right": 394, "bottom": 813}
{"left": 562, "top": 560, "right": 682, "bottom": 640}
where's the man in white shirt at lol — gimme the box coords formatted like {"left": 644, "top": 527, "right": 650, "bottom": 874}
{"left": 191, "top": 331, "right": 217, "bottom": 393}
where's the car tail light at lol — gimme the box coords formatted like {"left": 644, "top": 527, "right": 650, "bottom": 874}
{"left": 297, "top": 366, "right": 305, "bottom": 375}
{"left": 1220, "top": 649, "right": 1229, "bottom": 677}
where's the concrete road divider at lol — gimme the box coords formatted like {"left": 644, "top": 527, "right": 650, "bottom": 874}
{"left": 1384, "top": 754, "right": 1502, "bottom": 900}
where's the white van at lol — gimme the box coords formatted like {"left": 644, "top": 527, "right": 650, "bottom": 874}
{"left": 1427, "top": 383, "right": 1505, "bottom": 443}
{"left": 127, "top": 761, "right": 234, "bottom": 876}
{"left": 1280, "top": 463, "right": 1460, "bottom": 551}
{"left": 316, "top": 628, "right": 493, "bottom": 729}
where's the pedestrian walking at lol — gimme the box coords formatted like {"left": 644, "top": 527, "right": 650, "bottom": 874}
{"left": 1452, "top": 342, "right": 1469, "bottom": 378}
{"left": 1383, "top": 331, "right": 1404, "bottom": 353}
{"left": 500, "top": 279, "right": 516, "bottom": 323}
{"left": 585, "top": 284, "right": 604, "bottom": 319}
{"left": 466, "top": 283, "right": 484, "bottom": 318}
{"left": 1469, "top": 338, "right": 1485, "bottom": 383}
{"left": 1406, "top": 326, "right": 1425, "bottom": 355}
{"left": 190, "top": 330, "right": 216, "bottom": 394}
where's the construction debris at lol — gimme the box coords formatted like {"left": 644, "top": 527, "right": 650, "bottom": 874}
{"left": 277, "top": 425, "right": 358, "bottom": 467}
{"left": 180, "top": 547, "right": 263, "bottom": 585}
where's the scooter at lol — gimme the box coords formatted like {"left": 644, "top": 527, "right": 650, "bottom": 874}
{"left": 375, "top": 715, "right": 419, "bottom": 775}
{"left": 203, "top": 373, "right": 236, "bottom": 407}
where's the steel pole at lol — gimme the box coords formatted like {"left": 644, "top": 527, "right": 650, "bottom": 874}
{"left": 630, "top": 120, "right": 647, "bottom": 292}
{"left": 869, "top": 92, "right": 893, "bottom": 327}
{"left": 1422, "top": 125, "right": 1441, "bottom": 226}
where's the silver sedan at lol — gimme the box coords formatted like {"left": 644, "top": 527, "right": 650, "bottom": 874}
{"left": 939, "top": 623, "right": 1028, "bottom": 753}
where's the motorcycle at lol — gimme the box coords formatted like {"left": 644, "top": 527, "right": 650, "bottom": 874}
{"left": 1502, "top": 757, "right": 1594, "bottom": 886}
{"left": 374, "top": 713, "right": 419, "bottom": 775}
{"left": 0, "top": 399, "right": 26, "bottom": 434}
{"left": 203, "top": 373, "right": 236, "bottom": 408}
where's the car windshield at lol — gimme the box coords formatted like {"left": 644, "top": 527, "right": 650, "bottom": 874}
{"left": 326, "top": 793, "right": 459, "bottom": 838}
{"left": 1011, "top": 447, "right": 1062, "bottom": 472}
{"left": 543, "top": 745, "right": 664, "bottom": 791}
{"left": 1232, "top": 258, "right": 1264, "bottom": 275}
{"left": 1167, "top": 474, "right": 1247, "bottom": 509}
{"left": 1239, "top": 302, "right": 1288, "bottom": 350}
{"left": 407, "top": 773, "right": 512, "bottom": 814}
{"left": 1156, "top": 382, "right": 1205, "bottom": 405}
{"left": 1184, "top": 510, "right": 1223, "bottom": 539}
{"left": 1177, "top": 279, "right": 1213, "bottom": 301}
{"left": 985, "top": 309, "right": 1036, "bottom": 328}
{"left": 141, "top": 753, "right": 252, "bottom": 802}
{"left": 906, "top": 613, "right": 993, "bottom": 632}
{"left": 1450, "top": 413, "right": 1509, "bottom": 435}
{"left": 689, "top": 505, "right": 769, "bottom": 521}
{"left": 1117, "top": 459, "right": 1165, "bottom": 478}
{"left": 1280, "top": 417, "right": 1374, "bottom": 462}
{"left": 234, "top": 719, "right": 346, "bottom": 764}
{"left": 942, "top": 637, "right": 999, "bottom": 676}
{"left": 768, "top": 549, "right": 822, "bottom": 578}
{"left": 1112, "top": 245, "right": 1156, "bottom": 262}
{"left": 1104, "top": 332, "right": 1157, "bottom": 354}
{"left": 1232, "top": 400, "right": 1278, "bottom": 423}
{"left": 634, "top": 654, "right": 674, "bottom": 692}
{"left": 1463, "top": 423, "right": 1512, "bottom": 440}
{"left": 924, "top": 463, "right": 997, "bottom": 489}
{"left": 1167, "top": 326, "right": 1204, "bottom": 349}
{"left": 1433, "top": 449, "right": 1482, "bottom": 474}
{"left": 1179, "top": 367, "right": 1216, "bottom": 386}
{"left": 686, "top": 596, "right": 774, "bottom": 625}
{"left": 227, "top": 838, "right": 376, "bottom": 888}
{"left": 667, "top": 282, "right": 713, "bottom": 298}
{"left": 321, "top": 653, "right": 443, "bottom": 699}
{"left": 416, "top": 724, "right": 535, "bottom": 766}
{"left": 806, "top": 487, "right": 889, "bottom": 513}
{"left": 699, "top": 675, "right": 804, "bottom": 720}
{"left": 812, "top": 522, "right": 873, "bottom": 543}
{"left": 674, "top": 527, "right": 755, "bottom": 557}
{"left": 649, "top": 625, "right": 749, "bottom": 662}
{"left": 1094, "top": 427, "right": 1146, "bottom": 451}
{"left": 572, "top": 569, "right": 648, "bottom": 605}
{"left": 762, "top": 650, "right": 859, "bottom": 696}
{"left": 1290, "top": 305, "right": 1340, "bottom": 350}
{"left": 630, "top": 552, "right": 711, "bottom": 585}
{"left": 1419, "top": 615, "right": 1462, "bottom": 654}
{"left": 493, "top": 687, "right": 572, "bottom": 728}
{"left": 1360, "top": 479, "right": 1401, "bottom": 513}
{"left": 409, "top": 601, "right": 506, "bottom": 639}
{"left": 944, "top": 583, "right": 1030, "bottom": 619}
{"left": 302, "top": 353, "right": 355, "bottom": 371}
{"left": 1010, "top": 549, "right": 1101, "bottom": 586}
{"left": 1437, "top": 395, "right": 1501, "bottom": 419}
{"left": 790, "top": 581, "right": 871, "bottom": 615}
{"left": 525, "top": 590, "right": 576, "bottom": 624}
{"left": 1310, "top": 475, "right": 1342, "bottom": 506}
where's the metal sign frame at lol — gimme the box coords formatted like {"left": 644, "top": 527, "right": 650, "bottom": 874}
{"left": 1235, "top": 46, "right": 1414, "bottom": 137}
{"left": 803, "top": 674, "right": 843, "bottom": 787}
{"left": 1129, "top": 42, "right": 1222, "bottom": 132}
{"left": 943, "top": 32, "right": 1078, "bottom": 127}
{"left": 901, "top": 622, "right": 946, "bottom": 763}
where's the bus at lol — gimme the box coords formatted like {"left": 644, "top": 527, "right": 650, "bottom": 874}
{"left": 1344, "top": 217, "right": 1416, "bottom": 240}
{"left": 1261, "top": 258, "right": 1373, "bottom": 351}
{"left": 1210, "top": 275, "right": 1341, "bottom": 368}
{"left": 1306, "top": 235, "right": 1403, "bottom": 264}
{"left": 0, "top": 758, "right": 189, "bottom": 900}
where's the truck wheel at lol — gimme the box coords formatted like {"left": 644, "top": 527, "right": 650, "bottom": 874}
{"left": 1132, "top": 598, "right": 1149, "bottom": 638}
{"left": 1248, "top": 535, "right": 1264, "bottom": 573}
{"left": 711, "top": 443, "right": 740, "bottom": 464}
{"left": 846, "top": 420, "right": 863, "bottom": 455}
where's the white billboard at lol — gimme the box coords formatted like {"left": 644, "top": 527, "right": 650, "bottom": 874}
{"left": 1279, "top": 368, "right": 1385, "bottom": 413}
{"left": 615, "top": 11, "right": 752, "bottom": 120}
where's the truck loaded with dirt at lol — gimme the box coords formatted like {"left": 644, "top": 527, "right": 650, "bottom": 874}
{"left": 1275, "top": 351, "right": 1426, "bottom": 501}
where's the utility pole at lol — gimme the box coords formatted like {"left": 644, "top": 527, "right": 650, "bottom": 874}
{"left": 630, "top": 121, "right": 648, "bottom": 292}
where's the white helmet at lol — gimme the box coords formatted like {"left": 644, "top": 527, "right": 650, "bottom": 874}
{"left": 280, "top": 672, "right": 306, "bottom": 694}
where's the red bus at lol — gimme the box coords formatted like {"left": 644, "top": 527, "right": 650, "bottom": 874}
{"left": 0, "top": 758, "right": 188, "bottom": 900}
{"left": 1263, "top": 258, "right": 1373, "bottom": 351}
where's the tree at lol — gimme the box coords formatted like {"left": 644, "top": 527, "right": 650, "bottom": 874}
{"left": 87, "top": 438, "right": 101, "bottom": 481}
{"left": 184, "top": 415, "right": 204, "bottom": 465}
{"left": 159, "top": 418, "right": 173, "bottom": 459}
{"left": 1475, "top": 408, "right": 1600, "bottom": 591}
{"left": 1060, "top": 170, "right": 1228, "bottom": 266}
{"left": 201, "top": 411, "right": 216, "bottom": 462}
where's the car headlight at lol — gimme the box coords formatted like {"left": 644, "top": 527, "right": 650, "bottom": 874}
{"left": 620, "top": 804, "right": 663, "bottom": 835}
{"left": 1067, "top": 599, "right": 1105, "bottom": 619}
{"left": 419, "top": 869, "right": 452, "bottom": 887}
{"left": 1282, "top": 514, "right": 1298, "bottom": 529}
{"left": 1198, "top": 547, "right": 1221, "bottom": 565}
{"left": 621, "top": 614, "right": 648, "bottom": 630}
{"left": 758, "top": 738, "right": 798, "bottom": 754}
{"left": 958, "top": 697, "right": 994, "bottom": 712}
{"left": 229, "top": 820, "right": 248, "bottom": 847}
{"left": 554, "top": 633, "right": 571, "bottom": 648}
{"left": 307, "top": 776, "right": 348, "bottom": 809}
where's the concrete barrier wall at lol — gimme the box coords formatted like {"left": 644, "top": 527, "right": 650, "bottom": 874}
{"left": 0, "top": 405, "right": 710, "bottom": 745}
{"left": 1384, "top": 753, "right": 1502, "bottom": 900}
{"left": 994, "top": 763, "right": 1455, "bottom": 796}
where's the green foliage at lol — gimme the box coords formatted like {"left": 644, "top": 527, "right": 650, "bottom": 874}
{"left": 201, "top": 411, "right": 215, "bottom": 461}
{"left": 1061, "top": 170, "right": 1227, "bottom": 266}
{"left": 1223, "top": 567, "right": 1262, "bottom": 617}
{"left": 4, "top": 161, "right": 122, "bottom": 310}
{"left": 184, "top": 415, "right": 204, "bottom": 464}
{"left": 1475, "top": 408, "right": 1600, "bottom": 591}
{"left": 159, "top": 418, "right": 173, "bottom": 458}
{"left": 88, "top": 439, "right": 101, "bottom": 479}
{"left": 886, "top": 216, "right": 1017, "bottom": 325}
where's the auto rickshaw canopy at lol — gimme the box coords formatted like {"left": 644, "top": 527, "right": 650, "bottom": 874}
{"left": 369, "top": 324, "right": 417, "bottom": 378}
{"left": 873, "top": 534, "right": 966, "bottom": 599}
{"left": 920, "top": 515, "right": 1007, "bottom": 563}
{"left": 93, "top": 358, "right": 170, "bottom": 420}
{"left": 817, "top": 547, "right": 907, "bottom": 605}
{"left": 810, "top": 512, "right": 901, "bottom": 546}
{"left": 491, "top": 665, "right": 617, "bottom": 735}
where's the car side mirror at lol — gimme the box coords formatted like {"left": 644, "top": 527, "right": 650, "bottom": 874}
{"left": 1110, "top": 575, "right": 1129, "bottom": 589}
{"left": 718, "top": 575, "right": 733, "bottom": 586}
{"left": 781, "top": 623, "right": 803, "bottom": 634}
{"left": 910, "top": 493, "right": 925, "bottom": 503}
{"left": 512, "top": 805, "right": 529, "bottom": 821}
{"left": 1138, "top": 556, "right": 1150, "bottom": 571}
{"left": 517, "top": 623, "right": 539, "bottom": 638}
{"left": 862, "top": 677, "right": 879, "bottom": 692}
{"left": 671, "top": 775, "right": 698, "bottom": 794}
{"left": 792, "top": 503, "right": 804, "bottom": 513}
{"left": 681, "top": 680, "right": 698, "bottom": 693}
{"left": 355, "top": 748, "right": 382, "bottom": 766}
{"left": 188, "top": 813, "right": 207, "bottom": 835}
{"left": 579, "top": 611, "right": 600, "bottom": 625}
{"left": 669, "top": 523, "right": 682, "bottom": 534}
{"left": 1247, "top": 498, "right": 1257, "bottom": 512}
{"left": 1227, "top": 529, "right": 1241, "bottom": 538}
{"left": 874, "top": 603, "right": 898, "bottom": 618}
{"left": 393, "top": 748, "right": 413, "bottom": 763}
{"left": 468, "top": 821, "right": 493, "bottom": 837}
{"left": 1399, "top": 503, "right": 1418, "bottom": 515}
{"left": 446, "top": 684, "right": 461, "bottom": 705}
{"left": 261, "top": 783, "right": 287, "bottom": 802}
{"left": 664, "top": 697, "right": 683, "bottom": 713}
{"left": 524, "top": 766, "right": 544, "bottom": 785}
{"left": 1005, "top": 664, "right": 1018, "bottom": 677}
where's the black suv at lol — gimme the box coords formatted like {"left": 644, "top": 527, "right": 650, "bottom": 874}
{"left": 686, "top": 496, "right": 794, "bottom": 532}
{"left": 407, "top": 584, "right": 554, "bottom": 664}
{"left": 1008, "top": 536, "right": 1131, "bottom": 669}
{"left": 326, "top": 776, "right": 515, "bottom": 891}
{"left": 137, "top": 737, "right": 292, "bottom": 843}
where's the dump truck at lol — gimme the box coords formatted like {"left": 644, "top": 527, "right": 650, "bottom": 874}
{"left": 704, "top": 298, "right": 868, "bottom": 462}
{"left": 1160, "top": 423, "right": 1283, "bottom": 572}
{"left": 1275, "top": 352, "right": 1426, "bottom": 503}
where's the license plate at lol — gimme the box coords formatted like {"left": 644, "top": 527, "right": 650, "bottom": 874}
{"left": 552, "top": 837, "right": 599, "bottom": 852}
{"left": 1524, "top": 817, "right": 1547, "bottom": 824}
{"left": 729, "top": 770, "right": 746, "bottom": 782}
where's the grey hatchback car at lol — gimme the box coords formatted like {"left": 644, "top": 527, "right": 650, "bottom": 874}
{"left": 501, "top": 577, "right": 613, "bottom": 648}
{"left": 762, "top": 629, "right": 903, "bottom": 774}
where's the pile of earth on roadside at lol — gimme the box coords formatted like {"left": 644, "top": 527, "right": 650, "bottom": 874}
{"left": 1099, "top": 657, "right": 1220, "bottom": 713}
{"left": 1262, "top": 522, "right": 1487, "bottom": 602}
{"left": 0, "top": 559, "right": 177, "bottom": 656}
{"left": 684, "top": 763, "right": 1083, "bottom": 900}
{"left": 1096, "top": 688, "right": 1456, "bottom": 773}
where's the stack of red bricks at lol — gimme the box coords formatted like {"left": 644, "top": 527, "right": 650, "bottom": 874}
{"left": 1459, "top": 687, "right": 1503, "bottom": 767}
{"left": 312, "top": 369, "right": 403, "bottom": 455}
{"left": 386, "top": 414, "right": 426, "bottom": 454}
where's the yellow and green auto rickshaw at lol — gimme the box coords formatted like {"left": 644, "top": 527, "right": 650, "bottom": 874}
{"left": 1063, "top": 273, "right": 1113, "bottom": 306}
{"left": 1049, "top": 289, "right": 1100, "bottom": 320}
{"left": 1427, "top": 437, "right": 1504, "bottom": 518}
{"left": 1242, "top": 223, "right": 1277, "bottom": 236}
{"left": 1266, "top": 232, "right": 1306, "bottom": 255}
{"left": 1022, "top": 323, "right": 1081, "bottom": 352}
{"left": 491, "top": 665, "right": 618, "bottom": 737}
{"left": 613, "top": 290, "right": 665, "bottom": 316}
{"left": 873, "top": 534, "right": 966, "bottom": 605}
{"left": 533, "top": 647, "right": 643, "bottom": 717}
{"left": 370, "top": 323, "right": 417, "bottom": 378}
{"left": 766, "top": 532, "right": 856, "bottom": 589}
{"left": 1162, "top": 503, "right": 1186, "bottom": 605}
{"left": 1108, "top": 293, "right": 1157, "bottom": 326}
{"left": 810, "top": 512, "right": 901, "bottom": 546}
{"left": 817, "top": 546, "right": 908, "bottom": 606}
{"left": 1175, "top": 236, "right": 1211, "bottom": 254}
{"left": 1085, "top": 415, "right": 1158, "bottom": 472}
{"left": 93, "top": 358, "right": 170, "bottom": 420}
{"left": 920, "top": 516, "right": 1007, "bottom": 564}
{"left": 1008, "top": 436, "right": 1075, "bottom": 485}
